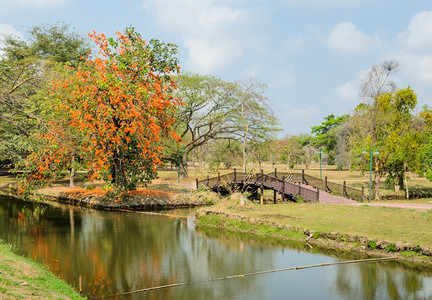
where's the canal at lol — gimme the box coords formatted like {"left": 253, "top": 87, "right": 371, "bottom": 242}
{"left": 1, "top": 194, "right": 432, "bottom": 299}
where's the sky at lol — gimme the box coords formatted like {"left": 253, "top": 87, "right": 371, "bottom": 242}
{"left": 1, "top": 0, "right": 432, "bottom": 136}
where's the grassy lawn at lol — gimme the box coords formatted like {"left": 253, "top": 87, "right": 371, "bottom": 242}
{"left": 0, "top": 240, "right": 84, "bottom": 299}
{"left": 206, "top": 199, "right": 432, "bottom": 248}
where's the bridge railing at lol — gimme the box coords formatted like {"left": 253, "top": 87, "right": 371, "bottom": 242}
{"left": 196, "top": 168, "right": 362, "bottom": 203}
{"left": 247, "top": 173, "right": 319, "bottom": 203}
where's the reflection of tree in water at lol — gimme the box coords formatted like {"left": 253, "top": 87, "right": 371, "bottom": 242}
{"left": 334, "top": 262, "right": 432, "bottom": 300}
{"left": 3, "top": 195, "right": 432, "bottom": 300}
{"left": 0, "top": 196, "right": 269, "bottom": 299}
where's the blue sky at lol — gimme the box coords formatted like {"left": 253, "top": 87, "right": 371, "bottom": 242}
{"left": 1, "top": 0, "right": 432, "bottom": 136}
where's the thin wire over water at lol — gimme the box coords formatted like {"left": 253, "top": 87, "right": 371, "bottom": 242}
{"left": 92, "top": 256, "right": 398, "bottom": 299}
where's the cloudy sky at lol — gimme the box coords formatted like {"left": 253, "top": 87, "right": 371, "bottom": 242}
{"left": 1, "top": 0, "right": 432, "bottom": 135}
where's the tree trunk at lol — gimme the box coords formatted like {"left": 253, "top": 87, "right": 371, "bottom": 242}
{"left": 69, "top": 167, "right": 75, "bottom": 187}
{"left": 179, "top": 158, "right": 188, "bottom": 178}
{"left": 69, "top": 153, "right": 75, "bottom": 187}
{"left": 404, "top": 162, "right": 409, "bottom": 199}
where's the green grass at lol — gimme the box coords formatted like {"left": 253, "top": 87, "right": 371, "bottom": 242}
{"left": 0, "top": 240, "right": 84, "bottom": 299}
{"left": 197, "top": 214, "right": 305, "bottom": 240}
{"left": 205, "top": 200, "right": 432, "bottom": 248}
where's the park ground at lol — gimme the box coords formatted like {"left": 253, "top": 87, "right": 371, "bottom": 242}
{"left": 1, "top": 163, "right": 432, "bottom": 297}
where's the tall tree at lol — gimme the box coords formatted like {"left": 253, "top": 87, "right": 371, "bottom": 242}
{"left": 0, "top": 22, "right": 88, "bottom": 167}
{"left": 346, "top": 60, "right": 399, "bottom": 199}
{"left": 168, "top": 74, "right": 279, "bottom": 177}
{"left": 311, "top": 113, "right": 348, "bottom": 165}
{"left": 278, "top": 135, "right": 303, "bottom": 169}
{"left": 236, "top": 80, "right": 280, "bottom": 173}
{"left": 22, "top": 27, "right": 181, "bottom": 193}
{"left": 375, "top": 86, "right": 420, "bottom": 198}
{"left": 28, "top": 21, "right": 89, "bottom": 66}
{"left": 168, "top": 73, "right": 239, "bottom": 177}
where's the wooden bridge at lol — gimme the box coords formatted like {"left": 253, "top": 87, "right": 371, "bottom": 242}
{"left": 195, "top": 169, "right": 365, "bottom": 204}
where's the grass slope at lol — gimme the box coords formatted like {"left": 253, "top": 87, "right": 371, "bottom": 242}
{"left": 0, "top": 240, "right": 84, "bottom": 299}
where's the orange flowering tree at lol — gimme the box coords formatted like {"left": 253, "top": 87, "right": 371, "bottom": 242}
{"left": 22, "top": 27, "right": 181, "bottom": 192}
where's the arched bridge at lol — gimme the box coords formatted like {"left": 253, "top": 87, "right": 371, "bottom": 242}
{"left": 195, "top": 169, "right": 365, "bottom": 204}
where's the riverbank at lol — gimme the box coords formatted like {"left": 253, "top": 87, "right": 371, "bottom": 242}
{"left": 196, "top": 194, "right": 432, "bottom": 266}
{"left": 0, "top": 183, "right": 218, "bottom": 212}
{"left": 0, "top": 240, "right": 84, "bottom": 299}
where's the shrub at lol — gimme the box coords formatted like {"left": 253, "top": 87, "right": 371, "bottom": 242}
{"left": 386, "top": 243, "right": 396, "bottom": 252}
{"left": 367, "top": 240, "right": 377, "bottom": 250}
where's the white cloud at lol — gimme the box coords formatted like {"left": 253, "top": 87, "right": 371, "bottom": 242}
{"left": 183, "top": 38, "right": 242, "bottom": 74}
{"left": 327, "top": 22, "right": 376, "bottom": 53}
{"left": 142, "top": 0, "right": 249, "bottom": 73}
{"left": 397, "top": 51, "right": 432, "bottom": 83}
{"left": 392, "top": 11, "right": 432, "bottom": 86}
{"left": 284, "top": 37, "right": 306, "bottom": 52}
{"left": 0, "top": 24, "right": 23, "bottom": 39}
{"left": 142, "top": 0, "right": 242, "bottom": 36}
{"left": 15, "top": 0, "right": 69, "bottom": 7}
{"left": 398, "top": 11, "right": 432, "bottom": 49}
{"left": 282, "top": 0, "right": 370, "bottom": 6}
{"left": 0, "top": 24, "right": 24, "bottom": 58}
{"left": 333, "top": 80, "right": 359, "bottom": 102}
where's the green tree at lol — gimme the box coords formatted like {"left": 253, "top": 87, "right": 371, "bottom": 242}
{"left": 278, "top": 135, "right": 303, "bottom": 169}
{"left": 168, "top": 74, "right": 280, "bottom": 177}
{"left": 311, "top": 113, "right": 348, "bottom": 165}
{"left": 345, "top": 60, "right": 400, "bottom": 199}
{"left": 376, "top": 87, "right": 421, "bottom": 198}
{"left": 28, "top": 21, "right": 89, "bottom": 66}
{"left": 168, "top": 73, "right": 239, "bottom": 177}
{"left": 418, "top": 106, "right": 432, "bottom": 182}
{"left": 0, "top": 22, "right": 88, "bottom": 167}
{"left": 236, "top": 80, "right": 280, "bottom": 173}
{"left": 207, "top": 140, "right": 242, "bottom": 169}
{"left": 347, "top": 85, "right": 421, "bottom": 199}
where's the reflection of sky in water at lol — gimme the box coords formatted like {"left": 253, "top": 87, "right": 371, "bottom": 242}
{"left": 1, "top": 195, "right": 432, "bottom": 300}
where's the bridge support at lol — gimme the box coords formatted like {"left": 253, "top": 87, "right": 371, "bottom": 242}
{"left": 260, "top": 185, "right": 264, "bottom": 205}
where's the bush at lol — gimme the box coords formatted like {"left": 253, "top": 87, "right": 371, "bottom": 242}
{"left": 386, "top": 243, "right": 396, "bottom": 252}
{"left": 367, "top": 240, "right": 377, "bottom": 250}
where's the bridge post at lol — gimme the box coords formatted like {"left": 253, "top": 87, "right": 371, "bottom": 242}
{"left": 273, "top": 190, "right": 277, "bottom": 204}
{"left": 234, "top": 168, "right": 237, "bottom": 186}
{"left": 261, "top": 169, "right": 264, "bottom": 182}
{"left": 316, "top": 187, "right": 320, "bottom": 202}
{"left": 302, "top": 169, "right": 305, "bottom": 184}
{"left": 282, "top": 176, "right": 286, "bottom": 202}
{"left": 343, "top": 181, "right": 347, "bottom": 196}
{"left": 361, "top": 186, "right": 365, "bottom": 202}
{"left": 196, "top": 178, "right": 198, "bottom": 189}
{"left": 274, "top": 168, "right": 277, "bottom": 178}
{"left": 297, "top": 183, "right": 301, "bottom": 202}
{"left": 325, "top": 176, "right": 329, "bottom": 192}
{"left": 217, "top": 172, "right": 221, "bottom": 193}
{"left": 260, "top": 185, "right": 264, "bottom": 205}
{"left": 206, "top": 175, "right": 209, "bottom": 187}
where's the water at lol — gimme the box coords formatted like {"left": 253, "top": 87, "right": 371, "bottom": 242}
{"left": 1, "top": 194, "right": 432, "bottom": 299}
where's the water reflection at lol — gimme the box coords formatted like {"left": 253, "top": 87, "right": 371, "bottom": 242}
{"left": 1, "top": 195, "right": 432, "bottom": 300}
{"left": 333, "top": 262, "right": 432, "bottom": 300}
